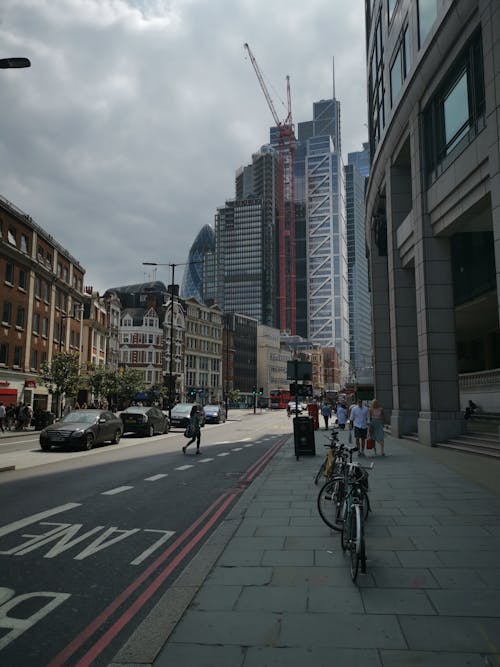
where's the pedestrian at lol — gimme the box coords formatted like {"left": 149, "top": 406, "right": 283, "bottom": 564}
{"left": 0, "top": 402, "right": 5, "bottom": 432}
{"left": 369, "top": 398, "right": 385, "bottom": 456}
{"left": 349, "top": 398, "right": 370, "bottom": 456}
{"left": 182, "top": 405, "right": 201, "bottom": 455}
{"left": 336, "top": 403, "right": 348, "bottom": 429}
{"left": 5, "top": 404, "right": 14, "bottom": 430}
{"left": 321, "top": 402, "right": 332, "bottom": 429}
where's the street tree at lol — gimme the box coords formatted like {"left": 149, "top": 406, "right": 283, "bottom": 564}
{"left": 116, "top": 368, "right": 145, "bottom": 406}
{"left": 40, "top": 352, "right": 81, "bottom": 416}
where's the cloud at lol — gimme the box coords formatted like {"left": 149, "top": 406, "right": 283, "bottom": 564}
{"left": 0, "top": 0, "right": 367, "bottom": 292}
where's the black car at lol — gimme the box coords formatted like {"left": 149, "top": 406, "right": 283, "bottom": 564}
{"left": 169, "top": 403, "right": 205, "bottom": 429}
{"left": 203, "top": 404, "right": 227, "bottom": 424}
{"left": 120, "top": 406, "right": 169, "bottom": 436}
{"left": 39, "top": 409, "right": 123, "bottom": 451}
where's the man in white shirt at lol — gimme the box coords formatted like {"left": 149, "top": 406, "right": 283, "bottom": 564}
{"left": 349, "top": 399, "right": 370, "bottom": 456}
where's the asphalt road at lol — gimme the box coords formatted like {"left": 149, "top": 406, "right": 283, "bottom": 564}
{"left": 0, "top": 410, "right": 290, "bottom": 667}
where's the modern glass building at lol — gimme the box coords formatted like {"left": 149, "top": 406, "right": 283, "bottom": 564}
{"left": 346, "top": 144, "right": 372, "bottom": 383}
{"left": 296, "top": 98, "right": 350, "bottom": 383}
{"left": 180, "top": 224, "right": 215, "bottom": 303}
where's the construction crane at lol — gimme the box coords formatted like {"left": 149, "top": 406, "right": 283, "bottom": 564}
{"left": 244, "top": 43, "right": 296, "bottom": 335}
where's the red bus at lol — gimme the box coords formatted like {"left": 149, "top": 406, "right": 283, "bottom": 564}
{"left": 269, "top": 389, "right": 291, "bottom": 409}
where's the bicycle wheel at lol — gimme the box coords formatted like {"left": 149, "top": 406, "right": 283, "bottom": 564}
{"left": 341, "top": 501, "right": 350, "bottom": 551}
{"left": 350, "top": 504, "right": 364, "bottom": 582}
{"left": 361, "top": 491, "right": 370, "bottom": 520}
{"left": 314, "top": 461, "right": 326, "bottom": 486}
{"left": 317, "top": 477, "right": 345, "bottom": 531}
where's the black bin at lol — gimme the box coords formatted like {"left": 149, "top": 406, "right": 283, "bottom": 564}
{"left": 293, "top": 415, "right": 316, "bottom": 459}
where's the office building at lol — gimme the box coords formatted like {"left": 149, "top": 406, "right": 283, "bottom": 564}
{"left": 365, "top": 0, "right": 500, "bottom": 444}
{"left": 180, "top": 224, "right": 215, "bottom": 303}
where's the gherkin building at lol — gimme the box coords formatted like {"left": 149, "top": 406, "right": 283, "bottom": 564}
{"left": 180, "top": 224, "right": 215, "bottom": 303}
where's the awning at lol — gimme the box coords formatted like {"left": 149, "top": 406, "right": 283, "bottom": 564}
{"left": 0, "top": 389, "right": 18, "bottom": 406}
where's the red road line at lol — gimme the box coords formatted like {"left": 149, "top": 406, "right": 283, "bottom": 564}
{"left": 73, "top": 492, "right": 238, "bottom": 667}
{"left": 47, "top": 491, "right": 229, "bottom": 667}
{"left": 48, "top": 437, "right": 287, "bottom": 667}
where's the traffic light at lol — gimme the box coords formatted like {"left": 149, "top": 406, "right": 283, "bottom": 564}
{"left": 259, "top": 387, "right": 263, "bottom": 395}
{"left": 252, "top": 386, "right": 256, "bottom": 395}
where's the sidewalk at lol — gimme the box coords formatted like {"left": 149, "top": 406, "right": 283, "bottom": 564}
{"left": 109, "top": 427, "right": 500, "bottom": 667}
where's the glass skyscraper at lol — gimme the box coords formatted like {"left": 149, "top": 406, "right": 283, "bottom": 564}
{"left": 180, "top": 224, "right": 215, "bottom": 303}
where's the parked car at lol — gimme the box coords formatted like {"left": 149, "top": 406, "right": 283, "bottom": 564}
{"left": 203, "top": 403, "right": 227, "bottom": 424}
{"left": 39, "top": 409, "right": 123, "bottom": 451}
{"left": 169, "top": 403, "right": 205, "bottom": 429}
{"left": 120, "top": 406, "right": 169, "bottom": 436}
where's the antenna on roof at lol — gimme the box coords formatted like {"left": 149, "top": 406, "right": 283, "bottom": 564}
{"left": 332, "top": 56, "right": 336, "bottom": 100}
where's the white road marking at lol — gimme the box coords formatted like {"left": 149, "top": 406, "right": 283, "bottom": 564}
{"left": 217, "top": 452, "right": 230, "bottom": 457}
{"left": 101, "top": 486, "right": 133, "bottom": 496}
{"left": 214, "top": 441, "right": 232, "bottom": 444}
{"left": 197, "top": 458, "right": 214, "bottom": 463}
{"left": 243, "top": 444, "right": 254, "bottom": 448}
{"left": 231, "top": 447, "right": 243, "bottom": 452}
{"left": 0, "top": 503, "right": 81, "bottom": 539}
{"left": 144, "top": 474, "right": 168, "bottom": 481}
{"left": 175, "top": 465, "right": 194, "bottom": 470}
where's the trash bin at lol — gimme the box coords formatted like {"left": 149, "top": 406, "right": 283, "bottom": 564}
{"left": 307, "top": 403, "right": 319, "bottom": 430}
{"left": 293, "top": 415, "right": 316, "bottom": 460}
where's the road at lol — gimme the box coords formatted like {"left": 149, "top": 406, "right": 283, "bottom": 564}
{"left": 0, "top": 410, "right": 291, "bottom": 667}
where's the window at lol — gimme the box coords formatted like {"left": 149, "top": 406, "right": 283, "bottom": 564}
{"left": 31, "top": 349, "right": 38, "bottom": 370}
{"left": 19, "top": 269, "right": 27, "bottom": 290}
{"left": 2, "top": 302, "right": 12, "bottom": 325}
{"left": 20, "top": 235, "right": 28, "bottom": 254}
{"left": 13, "top": 346, "right": 22, "bottom": 367}
{"left": 7, "top": 228, "right": 16, "bottom": 246}
{"left": 424, "top": 31, "right": 485, "bottom": 181}
{"left": 390, "top": 24, "right": 410, "bottom": 106}
{"left": 43, "top": 281, "right": 50, "bottom": 302}
{"left": 16, "top": 307, "right": 25, "bottom": 329}
{"left": 35, "top": 276, "right": 41, "bottom": 299}
{"left": 33, "top": 312, "right": 40, "bottom": 335}
{"left": 5, "top": 262, "right": 14, "bottom": 284}
{"left": 0, "top": 343, "right": 8, "bottom": 364}
{"left": 418, "top": 0, "right": 437, "bottom": 47}
{"left": 42, "top": 317, "right": 48, "bottom": 337}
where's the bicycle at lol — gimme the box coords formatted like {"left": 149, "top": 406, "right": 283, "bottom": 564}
{"left": 313, "top": 428, "right": 343, "bottom": 486}
{"left": 340, "top": 459, "right": 372, "bottom": 581}
{"left": 317, "top": 446, "right": 370, "bottom": 532}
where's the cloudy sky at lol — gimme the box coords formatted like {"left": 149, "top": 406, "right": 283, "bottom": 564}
{"left": 1, "top": 0, "right": 367, "bottom": 293}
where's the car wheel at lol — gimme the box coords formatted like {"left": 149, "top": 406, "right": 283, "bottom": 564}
{"left": 111, "top": 429, "right": 121, "bottom": 444}
{"left": 40, "top": 442, "right": 51, "bottom": 451}
{"left": 163, "top": 422, "right": 170, "bottom": 434}
{"left": 82, "top": 433, "right": 94, "bottom": 451}
{"left": 148, "top": 424, "right": 155, "bottom": 437}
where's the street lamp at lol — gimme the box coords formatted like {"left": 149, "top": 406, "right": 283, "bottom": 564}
{"left": 0, "top": 58, "right": 31, "bottom": 69}
{"left": 143, "top": 261, "right": 201, "bottom": 420}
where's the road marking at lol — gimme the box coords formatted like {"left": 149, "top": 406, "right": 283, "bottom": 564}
{"left": 231, "top": 447, "right": 243, "bottom": 452}
{"left": 197, "top": 458, "right": 214, "bottom": 463}
{"left": 243, "top": 444, "right": 254, "bottom": 448}
{"left": 144, "top": 474, "right": 168, "bottom": 481}
{"left": 175, "top": 465, "right": 194, "bottom": 470}
{"left": 101, "top": 486, "right": 133, "bottom": 496}
{"left": 0, "top": 503, "right": 81, "bottom": 539}
{"left": 215, "top": 440, "right": 232, "bottom": 444}
{"left": 217, "top": 452, "right": 230, "bottom": 457}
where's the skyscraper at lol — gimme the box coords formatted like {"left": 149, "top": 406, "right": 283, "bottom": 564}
{"left": 346, "top": 144, "right": 372, "bottom": 382}
{"left": 297, "top": 98, "right": 350, "bottom": 382}
{"left": 180, "top": 224, "right": 215, "bottom": 303}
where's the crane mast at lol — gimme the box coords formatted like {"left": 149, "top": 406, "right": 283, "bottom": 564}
{"left": 244, "top": 43, "right": 296, "bottom": 335}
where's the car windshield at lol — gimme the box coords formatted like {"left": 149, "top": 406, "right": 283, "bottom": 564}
{"left": 172, "top": 405, "right": 192, "bottom": 414}
{"left": 61, "top": 412, "right": 98, "bottom": 424}
{"left": 124, "top": 407, "right": 148, "bottom": 413}
{"left": 204, "top": 405, "right": 219, "bottom": 411}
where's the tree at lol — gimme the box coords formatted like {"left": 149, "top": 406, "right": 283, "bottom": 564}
{"left": 40, "top": 352, "right": 81, "bottom": 416}
{"left": 116, "top": 368, "right": 145, "bottom": 406}
{"left": 84, "top": 364, "right": 119, "bottom": 407}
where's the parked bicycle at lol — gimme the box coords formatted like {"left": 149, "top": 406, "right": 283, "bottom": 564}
{"left": 341, "top": 459, "right": 373, "bottom": 581}
{"left": 313, "top": 428, "right": 343, "bottom": 486}
{"left": 317, "top": 446, "right": 371, "bottom": 532}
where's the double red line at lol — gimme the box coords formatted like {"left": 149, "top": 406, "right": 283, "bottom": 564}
{"left": 49, "top": 435, "right": 287, "bottom": 667}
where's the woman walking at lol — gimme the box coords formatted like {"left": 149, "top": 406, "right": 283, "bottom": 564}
{"left": 369, "top": 398, "right": 385, "bottom": 456}
{"left": 182, "top": 405, "right": 201, "bottom": 455}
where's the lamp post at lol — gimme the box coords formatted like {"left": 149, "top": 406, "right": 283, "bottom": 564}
{"left": 0, "top": 58, "right": 31, "bottom": 69}
{"left": 143, "top": 261, "right": 201, "bottom": 420}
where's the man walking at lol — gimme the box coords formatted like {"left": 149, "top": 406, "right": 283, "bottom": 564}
{"left": 321, "top": 402, "right": 332, "bottom": 429}
{"left": 349, "top": 398, "right": 370, "bottom": 456}
{"left": 0, "top": 402, "right": 5, "bottom": 432}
